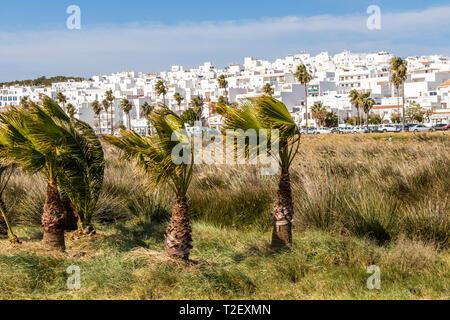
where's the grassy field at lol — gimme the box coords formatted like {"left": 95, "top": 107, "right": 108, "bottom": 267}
{"left": 0, "top": 132, "right": 449, "bottom": 300}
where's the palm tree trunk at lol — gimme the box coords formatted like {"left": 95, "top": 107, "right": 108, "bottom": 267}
{"left": 397, "top": 87, "right": 400, "bottom": 124}
{"left": 402, "top": 84, "right": 406, "bottom": 131}
{"left": 0, "top": 196, "right": 20, "bottom": 244}
{"left": 62, "top": 195, "right": 78, "bottom": 231}
{"left": 42, "top": 179, "right": 65, "bottom": 251}
{"left": 111, "top": 105, "right": 114, "bottom": 135}
{"left": 164, "top": 196, "right": 193, "bottom": 260}
{"left": 271, "top": 168, "right": 293, "bottom": 248}
{"left": 304, "top": 86, "right": 308, "bottom": 134}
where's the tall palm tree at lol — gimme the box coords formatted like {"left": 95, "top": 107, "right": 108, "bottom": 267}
{"left": 311, "top": 102, "right": 328, "bottom": 127}
{"left": 190, "top": 96, "right": 204, "bottom": 122}
{"left": 91, "top": 100, "right": 102, "bottom": 133}
{"left": 174, "top": 92, "right": 184, "bottom": 110}
{"left": 262, "top": 83, "right": 274, "bottom": 97}
{"left": 56, "top": 92, "right": 67, "bottom": 112}
{"left": 105, "top": 108, "right": 195, "bottom": 260}
{"left": 0, "top": 165, "right": 20, "bottom": 244}
{"left": 66, "top": 103, "right": 76, "bottom": 118}
{"left": 155, "top": 80, "right": 168, "bottom": 105}
{"left": 102, "top": 99, "right": 110, "bottom": 135}
{"left": 105, "top": 90, "right": 115, "bottom": 134}
{"left": 217, "top": 75, "right": 229, "bottom": 104}
{"left": 120, "top": 98, "right": 133, "bottom": 129}
{"left": 295, "top": 64, "right": 312, "bottom": 133}
{"left": 359, "top": 93, "right": 375, "bottom": 128}
{"left": 217, "top": 96, "right": 301, "bottom": 248}
{"left": 390, "top": 57, "right": 408, "bottom": 131}
{"left": 140, "top": 102, "right": 154, "bottom": 135}
{"left": 349, "top": 89, "right": 362, "bottom": 126}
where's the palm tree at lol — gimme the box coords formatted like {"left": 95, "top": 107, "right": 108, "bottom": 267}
{"left": 105, "top": 90, "right": 115, "bottom": 134}
{"left": 217, "top": 75, "right": 229, "bottom": 104}
{"left": 20, "top": 96, "right": 30, "bottom": 107}
{"left": 105, "top": 108, "right": 195, "bottom": 260}
{"left": 56, "top": 92, "right": 67, "bottom": 112}
{"left": 190, "top": 96, "right": 204, "bottom": 122}
{"left": 66, "top": 103, "right": 76, "bottom": 118}
{"left": 173, "top": 92, "right": 184, "bottom": 110}
{"left": 349, "top": 89, "right": 362, "bottom": 126}
{"left": 140, "top": 102, "right": 154, "bottom": 135}
{"left": 91, "top": 100, "right": 102, "bottom": 133}
{"left": 359, "top": 93, "right": 375, "bottom": 128}
{"left": 102, "top": 99, "right": 110, "bottom": 135}
{"left": 120, "top": 98, "right": 133, "bottom": 129}
{"left": 390, "top": 57, "right": 408, "bottom": 131}
{"left": 262, "top": 83, "right": 274, "bottom": 97}
{"left": 155, "top": 80, "right": 168, "bottom": 105}
{"left": 0, "top": 165, "right": 20, "bottom": 244}
{"left": 217, "top": 96, "right": 301, "bottom": 248}
{"left": 311, "top": 102, "right": 328, "bottom": 127}
{"left": 295, "top": 65, "right": 312, "bottom": 133}
{"left": 0, "top": 97, "right": 105, "bottom": 248}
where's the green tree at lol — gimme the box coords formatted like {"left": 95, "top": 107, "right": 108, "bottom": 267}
{"left": 105, "top": 108, "right": 195, "bottom": 260}
{"left": 407, "top": 102, "right": 425, "bottom": 123}
{"left": 217, "top": 96, "right": 301, "bottom": 248}
{"left": 295, "top": 65, "right": 313, "bottom": 133}
{"left": 349, "top": 89, "right": 362, "bottom": 126}
{"left": 155, "top": 80, "right": 168, "bottom": 105}
{"left": 180, "top": 108, "right": 197, "bottom": 126}
{"left": 311, "top": 102, "right": 328, "bottom": 127}
{"left": 359, "top": 93, "right": 375, "bottom": 128}
{"left": 56, "top": 92, "right": 67, "bottom": 112}
{"left": 325, "top": 111, "right": 339, "bottom": 128}
{"left": 105, "top": 90, "right": 115, "bottom": 134}
{"left": 91, "top": 100, "right": 102, "bottom": 132}
{"left": 66, "top": 103, "right": 76, "bottom": 118}
{"left": 174, "top": 92, "right": 184, "bottom": 109}
{"left": 368, "top": 114, "right": 382, "bottom": 125}
{"left": 102, "top": 99, "right": 110, "bottom": 134}
{"left": 217, "top": 75, "right": 229, "bottom": 104}
{"left": 140, "top": 102, "right": 154, "bottom": 135}
{"left": 262, "top": 83, "right": 274, "bottom": 97}
{"left": 390, "top": 57, "right": 408, "bottom": 131}
{"left": 190, "top": 96, "right": 204, "bottom": 122}
{"left": 120, "top": 99, "right": 133, "bottom": 129}
{"left": 0, "top": 165, "right": 20, "bottom": 244}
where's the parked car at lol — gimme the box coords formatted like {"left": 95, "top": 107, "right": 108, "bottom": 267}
{"left": 431, "top": 123, "right": 448, "bottom": 131}
{"left": 352, "top": 126, "right": 370, "bottom": 134}
{"left": 444, "top": 124, "right": 450, "bottom": 131}
{"left": 378, "top": 124, "right": 401, "bottom": 133}
{"left": 316, "top": 127, "right": 332, "bottom": 134}
{"left": 330, "top": 127, "right": 340, "bottom": 134}
{"left": 409, "top": 124, "right": 431, "bottom": 132}
{"left": 338, "top": 126, "right": 354, "bottom": 134}
{"left": 300, "top": 128, "right": 317, "bottom": 134}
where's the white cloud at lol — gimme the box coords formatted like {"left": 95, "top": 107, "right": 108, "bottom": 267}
{"left": 1, "top": 6, "right": 450, "bottom": 81}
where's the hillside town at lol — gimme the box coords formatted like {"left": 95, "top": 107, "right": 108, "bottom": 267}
{"left": 1, "top": 50, "right": 450, "bottom": 134}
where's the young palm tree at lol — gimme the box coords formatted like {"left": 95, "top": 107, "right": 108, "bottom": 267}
{"left": 20, "top": 96, "right": 30, "bottom": 107}
{"left": 311, "top": 102, "right": 328, "bottom": 127}
{"left": 359, "top": 93, "right": 375, "bottom": 128}
{"left": 262, "top": 83, "right": 274, "bottom": 97}
{"left": 66, "top": 103, "right": 76, "bottom": 118}
{"left": 0, "top": 165, "right": 20, "bottom": 244}
{"left": 173, "top": 92, "right": 184, "bottom": 110}
{"left": 105, "top": 108, "right": 195, "bottom": 260}
{"left": 105, "top": 90, "right": 115, "bottom": 134}
{"left": 295, "top": 65, "right": 312, "bottom": 133}
{"left": 217, "top": 96, "right": 301, "bottom": 248}
{"left": 120, "top": 98, "right": 133, "bottom": 129}
{"left": 155, "top": 80, "right": 168, "bottom": 105}
{"left": 349, "top": 89, "right": 362, "bottom": 126}
{"left": 217, "top": 75, "right": 229, "bottom": 104}
{"left": 190, "top": 96, "right": 204, "bottom": 122}
{"left": 56, "top": 92, "right": 67, "bottom": 112}
{"left": 390, "top": 57, "right": 408, "bottom": 131}
{"left": 140, "top": 102, "right": 154, "bottom": 135}
{"left": 91, "top": 100, "right": 102, "bottom": 133}
{"left": 102, "top": 99, "right": 110, "bottom": 135}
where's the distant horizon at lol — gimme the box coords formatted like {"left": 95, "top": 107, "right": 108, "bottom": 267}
{"left": 1, "top": 1, "right": 450, "bottom": 82}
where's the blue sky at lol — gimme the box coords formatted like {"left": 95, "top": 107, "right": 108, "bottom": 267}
{"left": 1, "top": 0, "right": 450, "bottom": 81}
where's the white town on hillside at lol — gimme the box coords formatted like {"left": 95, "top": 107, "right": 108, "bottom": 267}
{"left": 1, "top": 50, "right": 450, "bottom": 134}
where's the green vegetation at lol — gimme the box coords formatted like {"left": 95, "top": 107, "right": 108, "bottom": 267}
{"left": 0, "top": 76, "right": 85, "bottom": 88}
{"left": 0, "top": 132, "right": 448, "bottom": 299}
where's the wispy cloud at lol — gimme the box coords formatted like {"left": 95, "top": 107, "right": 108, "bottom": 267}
{"left": 1, "top": 6, "right": 450, "bottom": 81}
